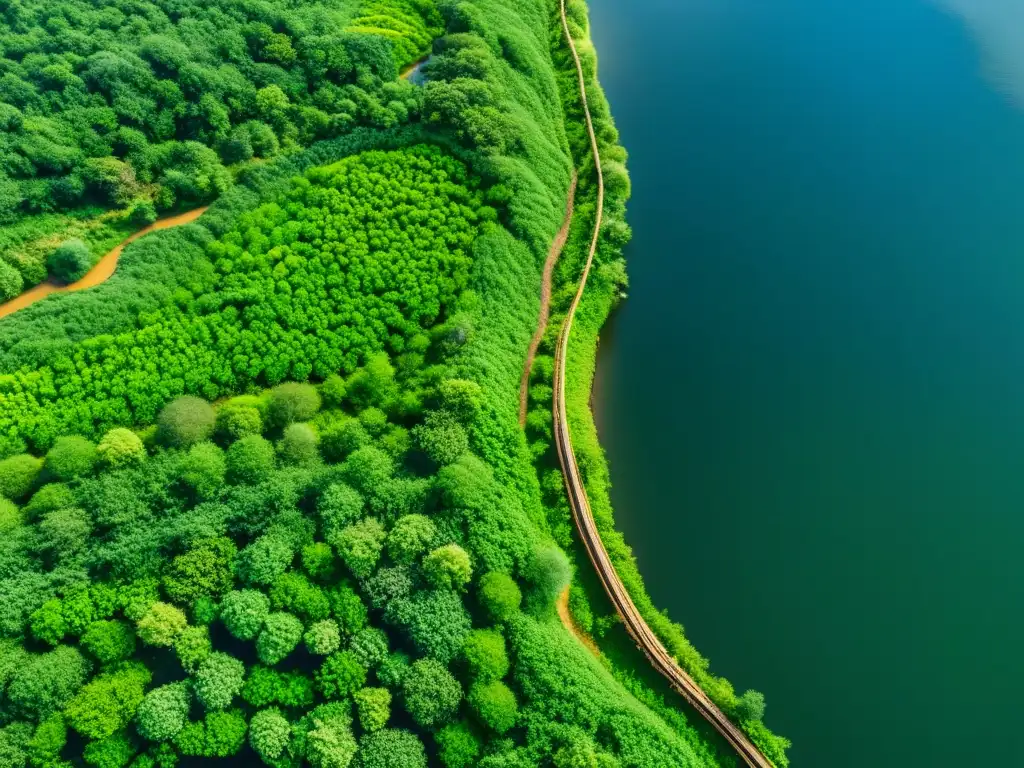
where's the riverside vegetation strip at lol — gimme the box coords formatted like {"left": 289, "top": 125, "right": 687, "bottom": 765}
{"left": 550, "top": 0, "right": 773, "bottom": 764}
{"left": 0, "top": 0, "right": 790, "bottom": 767}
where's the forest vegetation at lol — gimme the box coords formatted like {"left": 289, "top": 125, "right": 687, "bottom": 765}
{"left": 0, "top": 0, "right": 790, "bottom": 766}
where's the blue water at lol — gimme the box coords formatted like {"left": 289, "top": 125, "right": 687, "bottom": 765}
{"left": 587, "top": 0, "right": 1024, "bottom": 764}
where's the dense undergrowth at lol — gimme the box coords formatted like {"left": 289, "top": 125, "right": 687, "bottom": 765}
{"left": 0, "top": 0, "right": 791, "bottom": 764}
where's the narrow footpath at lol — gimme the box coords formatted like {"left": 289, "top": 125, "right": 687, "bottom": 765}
{"left": 519, "top": 171, "right": 577, "bottom": 426}
{"left": 0, "top": 206, "right": 208, "bottom": 320}
{"left": 552, "top": 2, "right": 776, "bottom": 766}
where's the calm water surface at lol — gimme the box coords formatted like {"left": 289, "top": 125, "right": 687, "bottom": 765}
{"left": 587, "top": 0, "right": 1024, "bottom": 765}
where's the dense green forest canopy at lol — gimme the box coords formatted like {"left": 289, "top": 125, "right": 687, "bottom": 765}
{"left": 0, "top": 0, "right": 439, "bottom": 298}
{"left": 0, "top": 0, "right": 792, "bottom": 763}
{"left": 0, "top": 145, "right": 488, "bottom": 454}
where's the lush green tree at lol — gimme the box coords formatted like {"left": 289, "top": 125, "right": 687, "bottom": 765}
{"left": 215, "top": 399, "right": 264, "bottom": 442}
{"left": 423, "top": 544, "right": 473, "bottom": 591}
{"left": 401, "top": 589, "right": 471, "bottom": 663}
{"left": 358, "top": 408, "right": 388, "bottom": 437}
{"left": 526, "top": 545, "right": 571, "bottom": 606}
{"left": 339, "top": 447, "right": 394, "bottom": 498}
{"left": 320, "top": 419, "right": 371, "bottom": 463}
{"left": 349, "top": 627, "right": 389, "bottom": 669}
{"left": 60, "top": 584, "right": 98, "bottom": 635}
{"left": 306, "top": 712, "right": 357, "bottom": 768}
{"left": 438, "top": 380, "right": 484, "bottom": 424}
{"left": 267, "top": 383, "right": 322, "bottom": 428}
{"left": 0, "top": 259, "right": 22, "bottom": 301}
{"left": 178, "top": 442, "right": 227, "bottom": 499}
{"left": 27, "top": 713, "right": 67, "bottom": 766}
{"left": 136, "top": 603, "right": 188, "bottom": 647}
{"left": 735, "top": 689, "right": 766, "bottom": 722}
{"left": 30, "top": 600, "right": 66, "bottom": 647}
{"left": 174, "top": 709, "right": 247, "bottom": 757}
{"left": 346, "top": 354, "right": 398, "bottom": 411}
{"left": 38, "top": 507, "right": 92, "bottom": 559}
{"left": 468, "top": 681, "right": 518, "bottom": 735}
{"left": 414, "top": 410, "right": 469, "bottom": 466}
{"left": 48, "top": 239, "right": 92, "bottom": 283}
{"left": 226, "top": 435, "right": 276, "bottom": 484}
{"left": 249, "top": 707, "right": 292, "bottom": 763}
{"left": 435, "top": 721, "right": 482, "bottom": 768}
{"left": 315, "top": 650, "right": 366, "bottom": 699}
{"left": 376, "top": 651, "right": 412, "bottom": 689}
{"left": 269, "top": 572, "right": 330, "bottom": 622}
{"left": 193, "top": 653, "right": 246, "bottom": 711}
{"left": 23, "top": 483, "right": 75, "bottom": 520}
{"left": 386, "top": 515, "right": 436, "bottom": 565}
{"left": 158, "top": 397, "right": 216, "bottom": 448}
{"left": 129, "top": 201, "right": 158, "bottom": 226}
{"left": 320, "top": 375, "right": 347, "bottom": 409}
{"left": 302, "top": 542, "right": 337, "bottom": 582}
{"left": 552, "top": 734, "right": 620, "bottom": 768}
{"left": 305, "top": 619, "right": 342, "bottom": 656}
{"left": 175, "top": 625, "right": 212, "bottom": 673}
{"left": 96, "top": 429, "right": 146, "bottom": 469}
{"left": 363, "top": 566, "right": 413, "bottom": 611}
{"left": 0, "top": 497, "right": 20, "bottom": 534}
{"left": 379, "top": 425, "right": 412, "bottom": 459}
{"left": 0, "top": 454, "right": 43, "bottom": 500}
{"left": 65, "top": 662, "right": 150, "bottom": 740}
{"left": 163, "top": 537, "right": 236, "bottom": 604}
{"left": 235, "top": 535, "right": 293, "bottom": 586}
{"left": 116, "top": 580, "right": 160, "bottom": 623}
{"left": 327, "top": 584, "right": 367, "bottom": 637}
{"left": 318, "top": 483, "right": 364, "bottom": 536}
{"left": 7, "top": 645, "right": 90, "bottom": 719}
{"left": 220, "top": 589, "right": 270, "bottom": 641}
{"left": 192, "top": 596, "right": 220, "bottom": 626}
{"left": 401, "top": 658, "right": 462, "bottom": 728}
{"left": 257, "top": 612, "right": 304, "bottom": 665}
{"left": 332, "top": 517, "right": 385, "bottom": 579}
{"left": 354, "top": 687, "right": 391, "bottom": 733}
{"left": 278, "top": 423, "right": 320, "bottom": 465}
{"left": 81, "top": 620, "right": 136, "bottom": 665}
{"left": 357, "top": 729, "right": 427, "bottom": 768}
{"left": 462, "top": 629, "right": 509, "bottom": 683}
{"left": 82, "top": 730, "right": 136, "bottom": 768}
{"left": 243, "top": 666, "right": 315, "bottom": 709}
{"left": 136, "top": 682, "right": 191, "bottom": 742}
{"left": 44, "top": 436, "right": 97, "bottom": 481}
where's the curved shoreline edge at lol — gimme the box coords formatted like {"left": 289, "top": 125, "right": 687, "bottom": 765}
{"left": 552, "top": 1, "right": 776, "bottom": 765}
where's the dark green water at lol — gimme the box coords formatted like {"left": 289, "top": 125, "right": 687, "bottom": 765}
{"left": 587, "top": 0, "right": 1024, "bottom": 765}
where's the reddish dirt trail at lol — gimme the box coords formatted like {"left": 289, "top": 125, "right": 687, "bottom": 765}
{"left": 0, "top": 206, "right": 208, "bottom": 320}
{"left": 518, "top": 172, "right": 578, "bottom": 426}
{"left": 556, "top": 586, "right": 600, "bottom": 657}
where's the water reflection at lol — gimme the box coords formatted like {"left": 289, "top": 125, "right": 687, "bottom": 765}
{"left": 937, "top": 0, "right": 1024, "bottom": 107}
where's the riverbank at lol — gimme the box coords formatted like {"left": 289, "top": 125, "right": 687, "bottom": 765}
{"left": 536, "top": 0, "right": 791, "bottom": 764}
{"left": 0, "top": 207, "right": 208, "bottom": 320}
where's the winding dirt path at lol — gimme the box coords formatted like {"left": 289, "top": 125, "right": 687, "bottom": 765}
{"left": 0, "top": 207, "right": 208, "bottom": 320}
{"left": 519, "top": 171, "right": 578, "bottom": 426}
{"left": 556, "top": 586, "right": 600, "bottom": 657}
{"left": 552, "top": 2, "right": 776, "bottom": 766}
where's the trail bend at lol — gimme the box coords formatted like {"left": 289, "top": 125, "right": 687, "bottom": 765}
{"left": 519, "top": 171, "right": 577, "bottom": 426}
{"left": 0, "top": 206, "right": 208, "bottom": 320}
{"left": 552, "top": 2, "right": 775, "bottom": 766}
